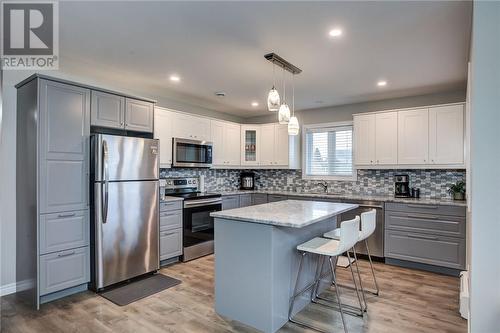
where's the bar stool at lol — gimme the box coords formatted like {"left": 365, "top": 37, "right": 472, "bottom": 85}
{"left": 288, "top": 217, "right": 360, "bottom": 333}
{"left": 324, "top": 209, "right": 380, "bottom": 299}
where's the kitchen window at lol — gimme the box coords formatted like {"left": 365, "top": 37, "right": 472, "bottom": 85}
{"left": 302, "top": 121, "right": 356, "bottom": 181}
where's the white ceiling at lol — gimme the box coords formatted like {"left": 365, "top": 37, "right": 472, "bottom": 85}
{"left": 59, "top": 1, "right": 471, "bottom": 118}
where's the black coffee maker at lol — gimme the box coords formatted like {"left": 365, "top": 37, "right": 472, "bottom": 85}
{"left": 394, "top": 174, "right": 410, "bottom": 197}
{"left": 240, "top": 172, "right": 255, "bottom": 190}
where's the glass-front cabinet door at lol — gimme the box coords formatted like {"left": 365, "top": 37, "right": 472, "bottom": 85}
{"left": 241, "top": 125, "right": 260, "bottom": 165}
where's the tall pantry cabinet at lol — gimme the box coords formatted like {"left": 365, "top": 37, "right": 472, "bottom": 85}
{"left": 16, "top": 75, "right": 156, "bottom": 309}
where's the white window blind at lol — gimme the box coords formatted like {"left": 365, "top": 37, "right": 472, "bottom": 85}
{"left": 304, "top": 124, "right": 354, "bottom": 179}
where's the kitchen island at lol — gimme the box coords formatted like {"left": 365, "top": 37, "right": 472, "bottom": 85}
{"left": 211, "top": 200, "right": 358, "bottom": 333}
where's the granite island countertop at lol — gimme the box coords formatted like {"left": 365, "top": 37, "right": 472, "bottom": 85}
{"left": 210, "top": 200, "right": 358, "bottom": 228}
{"left": 219, "top": 190, "right": 467, "bottom": 207}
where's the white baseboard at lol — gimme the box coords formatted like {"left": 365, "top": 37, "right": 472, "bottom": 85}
{"left": 0, "top": 282, "right": 16, "bottom": 296}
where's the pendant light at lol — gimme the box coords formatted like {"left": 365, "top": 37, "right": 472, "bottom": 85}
{"left": 267, "top": 61, "right": 280, "bottom": 111}
{"left": 278, "top": 68, "right": 290, "bottom": 124}
{"left": 288, "top": 73, "right": 299, "bottom": 135}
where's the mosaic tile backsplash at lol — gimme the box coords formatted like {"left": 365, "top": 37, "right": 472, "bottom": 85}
{"left": 160, "top": 168, "right": 465, "bottom": 199}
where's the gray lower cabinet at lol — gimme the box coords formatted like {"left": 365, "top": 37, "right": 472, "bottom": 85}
{"left": 222, "top": 195, "right": 240, "bottom": 210}
{"left": 160, "top": 209, "right": 182, "bottom": 230}
{"left": 39, "top": 246, "right": 90, "bottom": 296}
{"left": 159, "top": 200, "right": 183, "bottom": 262}
{"left": 39, "top": 210, "right": 89, "bottom": 255}
{"left": 384, "top": 202, "right": 466, "bottom": 270}
{"left": 160, "top": 229, "right": 183, "bottom": 260}
{"left": 91, "top": 90, "right": 125, "bottom": 129}
{"left": 125, "top": 98, "right": 154, "bottom": 132}
{"left": 239, "top": 194, "right": 252, "bottom": 207}
{"left": 252, "top": 193, "right": 268, "bottom": 205}
{"left": 267, "top": 194, "right": 288, "bottom": 202}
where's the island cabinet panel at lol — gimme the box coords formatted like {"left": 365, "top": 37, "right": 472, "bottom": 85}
{"left": 222, "top": 195, "right": 240, "bottom": 210}
{"left": 385, "top": 202, "right": 466, "bottom": 272}
{"left": 91, "top": 90, "right": 124, "bottom": 129}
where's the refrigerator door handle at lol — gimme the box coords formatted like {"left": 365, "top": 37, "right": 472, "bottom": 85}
{"left": 102, "top": 140, "right": 109, "bottom": 224}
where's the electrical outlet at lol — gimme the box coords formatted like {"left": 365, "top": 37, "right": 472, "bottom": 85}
{"left": 287, "top": 176, "right": 294, "bottom": 186}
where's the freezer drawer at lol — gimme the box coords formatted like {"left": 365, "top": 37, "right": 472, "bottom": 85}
{"left": 39, "top": 247, "right": 90, "bottom": 296}
{"left": 94, "top": 180, "right": 159, "bottom": 289}
{"left": 160, "top": 228, "right": 183, "bottom": 260}
{"left": 160, "top": 210, "right": 182, "bottom": 230}
{"left": 40, "top": 210, "right": 89, "bottom": 254}
{"left": 385, "top": 229, "right": 465, "bottom": 269}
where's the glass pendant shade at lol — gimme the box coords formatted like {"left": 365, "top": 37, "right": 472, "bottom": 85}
{"left": 278, "top": 103, "right": 291, "bottom": 124}
{"left": 267, "top": 87, "right": 280, "bottom": 111}
{"left": 288, "top": 116, "right": 299, "bottom": 135}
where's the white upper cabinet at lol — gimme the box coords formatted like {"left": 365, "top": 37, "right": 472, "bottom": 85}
{"left": 211, "top": 120, "right": 240, "bottom": 166}
{"left": 274, "top": 124, "right": 290, "bottom": 166}
{"left": 429, "top": 104, "right": 464, "bottom": 165}
{"left": 354, "top": 114, "right": 376, "bottom": 165}
{"left": 375, "top": 112, "right": 398, "bottom": 164}
{"left": 398, "top": 108, "right": 429, "bottom": 165}
{"left": 154, "top": 107, "right": 173, "bottom": 168}
{"left": 241, "top": 125, "right": 260, "bottom": 166}
{"left": 171, "top": 113, "right": 211, "bottom": 141}
{"left": 259, "top": 124, "right": 275, "bottom": 165}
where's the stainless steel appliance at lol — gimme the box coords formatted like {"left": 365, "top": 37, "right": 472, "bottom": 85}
{"left": 340, "top": 200, "right": 385, "bottom": 259}
{"left": 172, "top": 138, "right": 213, "bottom": 168}
{"left": 394, "top": 174, "right": 411, "bottom": 198}
{"left": 164, "top": 177, "right": 221, "bottom": 261}
{"left": 240, "top": 172, "right": 255, "bottom": 190}
{"left": 91, "top": 134, "right": 159, "bottom": 290}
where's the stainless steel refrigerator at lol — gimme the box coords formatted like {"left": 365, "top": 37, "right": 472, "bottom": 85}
{"left": 91, "top": 134, "right": 159, "bottom": 290}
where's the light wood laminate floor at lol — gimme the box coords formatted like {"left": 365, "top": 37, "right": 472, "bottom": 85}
{"left": 1, "top": 256, "right": 467, "bottom": 333}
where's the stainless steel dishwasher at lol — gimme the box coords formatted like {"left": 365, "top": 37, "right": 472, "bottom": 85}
{"left": 339, "top": 199, "right": 385, "bottom": 260}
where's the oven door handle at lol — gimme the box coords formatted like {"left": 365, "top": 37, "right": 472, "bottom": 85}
{"left": 184, "top": 198, "right": 222, "bottom": 208}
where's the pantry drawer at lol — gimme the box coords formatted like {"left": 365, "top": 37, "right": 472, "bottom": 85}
{"left": 385, "top": 211, "right": 465, "bottom": 238}
{"left": 385, "top": 202, "right": 465, "bottom": 217}
{"left": 39, "top": 247, "right": 90, "bottom": 296}
{"left": 385, "top": 230, "right": 465, "bottom": 269}
{"left": 160, "top": 200, "right": 182, "bottom": 212}
{"left": 160, "top": 229, "right": 182, "bottom": 260}
{"left": 40, "top": 210, "right": 89, "bottom": 254}
{"left": 160, "top": 209, "right": 182, "bottom": 230}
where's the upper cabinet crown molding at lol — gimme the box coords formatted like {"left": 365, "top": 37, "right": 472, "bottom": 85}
{"left": 354, "top": 103, "right": 465, "bottom": 169}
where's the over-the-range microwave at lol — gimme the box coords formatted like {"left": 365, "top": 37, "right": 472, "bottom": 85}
{"left": 172, "top": 138, "right": 213, "bottom": 168}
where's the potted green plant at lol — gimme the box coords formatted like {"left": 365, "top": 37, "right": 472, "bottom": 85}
{"left": 448, "top": 181, "right": 466, "bottom": 200}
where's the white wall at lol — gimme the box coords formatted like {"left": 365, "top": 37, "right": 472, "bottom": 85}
{"left": 469, "top": 2, "right": 500, "bottom": 332}
{"left": 246, "top": 90, "right": 465, "bottom": 125}
{"left": 0, "top": 69, "right": 242, "bottom": 294}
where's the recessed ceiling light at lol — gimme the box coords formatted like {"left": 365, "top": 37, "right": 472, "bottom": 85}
{"left": 251, "top": 102, "right": 259, "bottom": 107}
{"left": 377, "top": 80, "right": 387, "bottom": 87}
{"left": 169, "top": 75, "right": 180, "bottom": 82}
{"left": 328, "top": 29, "right": 343, "bottom": 37}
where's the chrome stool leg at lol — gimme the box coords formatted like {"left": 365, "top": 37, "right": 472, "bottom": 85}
{"left": 329, "top": 256, "right": 348, "bottom": 333}
{"left": 365, "top": 240, "right": 380, "bottom": 296}
{"left": 346, "top": 250, "right": 365, "bottom": 313}
{"left": 352, "top": 248, "right": 368, "bottom": 311}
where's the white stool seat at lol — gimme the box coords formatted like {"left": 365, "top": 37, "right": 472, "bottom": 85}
{"left": 324, "top": 228, "right": 362, "bottom": 241}
{"left": 297, "top": 237, "right": 341, "bottom": 256}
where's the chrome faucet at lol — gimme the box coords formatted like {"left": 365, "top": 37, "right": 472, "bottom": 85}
{"left": 316, "top": 181, "right": 329, "bottom": 193}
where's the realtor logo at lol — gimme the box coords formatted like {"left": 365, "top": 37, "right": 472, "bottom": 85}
{"left": 1, "top": 1, "right": 59, "bottom": 69}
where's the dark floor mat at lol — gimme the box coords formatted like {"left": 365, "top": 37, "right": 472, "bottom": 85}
{"left": 100, "top": 274, "right": 181, "bottom": 306}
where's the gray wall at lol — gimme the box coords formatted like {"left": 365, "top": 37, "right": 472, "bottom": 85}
{"left": 470, "top": 2, "right": 500, "bottom": 332}
{"left": 246, "top": 90, "right": 465, "bottom": 125}
{"left": 0, "top": 70, "right": 242, "bottom": 293}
